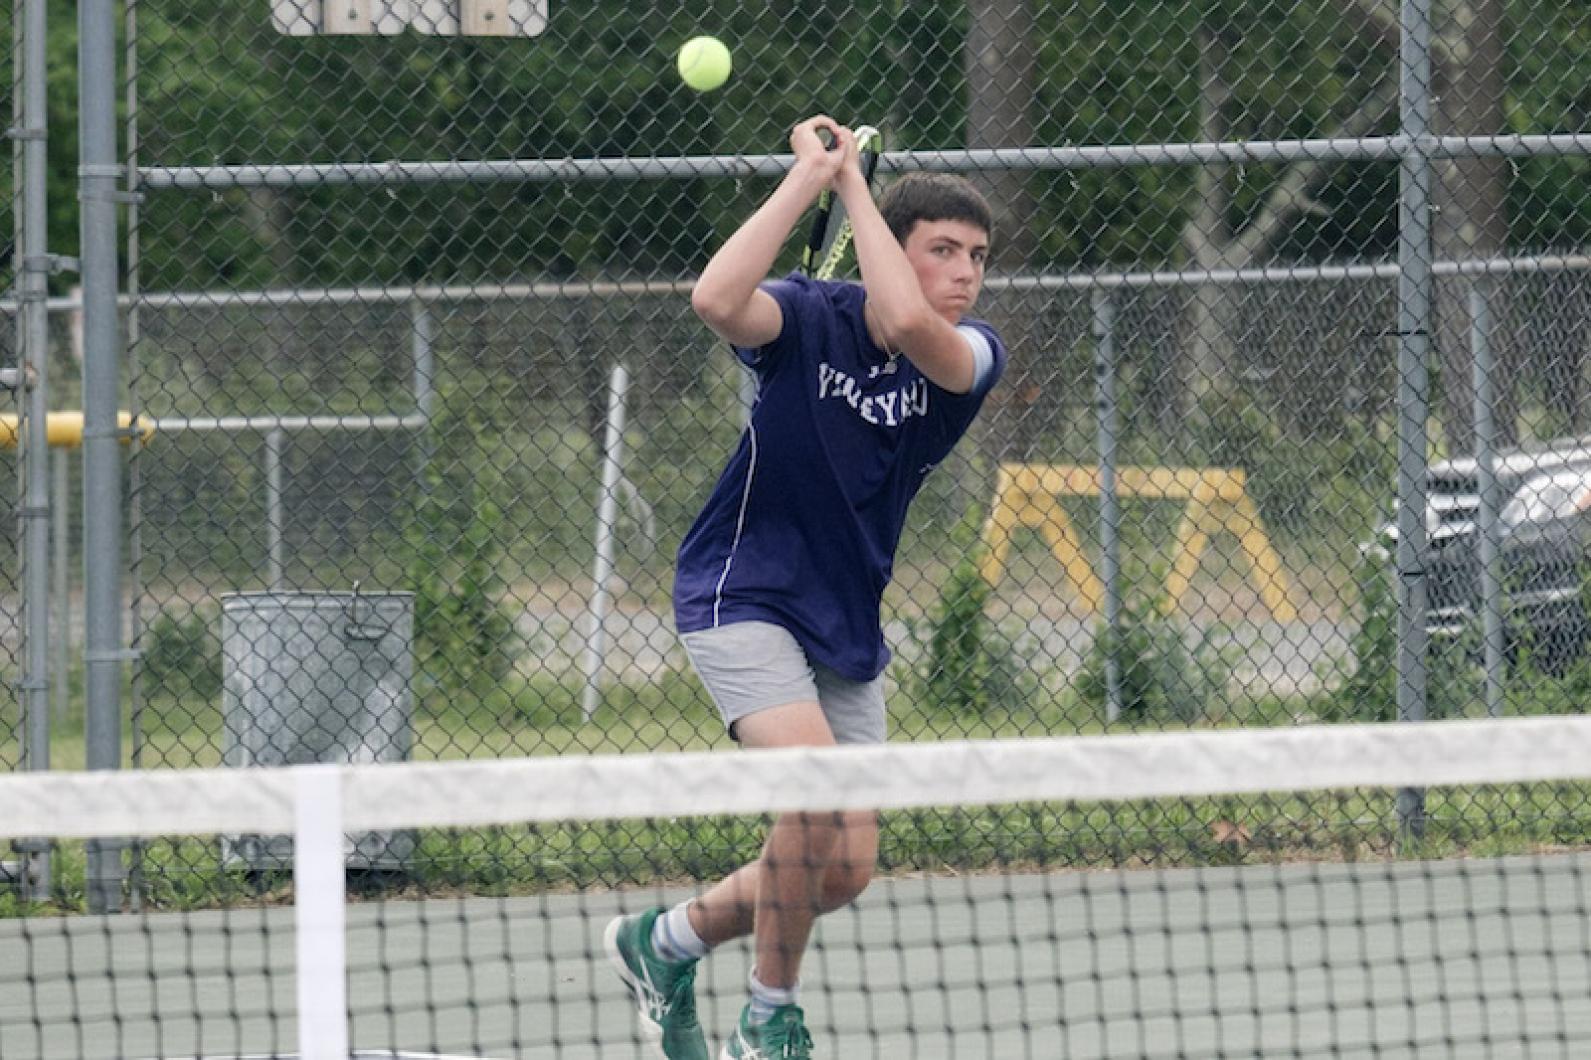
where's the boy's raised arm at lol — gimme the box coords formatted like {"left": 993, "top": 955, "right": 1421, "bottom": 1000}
{"left": 691, "top": 116, "right": 850, "bottom": 348}
{"left": 836, "top": 154, "right": 980, "bottom": 394}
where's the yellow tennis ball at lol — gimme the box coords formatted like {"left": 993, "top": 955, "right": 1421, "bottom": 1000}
{"left": 678, "top": 36, "right": 732, "bottom": 92}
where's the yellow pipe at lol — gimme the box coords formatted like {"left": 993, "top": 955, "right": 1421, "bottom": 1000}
{"left": 0, "top": 411, "right": 154, "bottom": 450}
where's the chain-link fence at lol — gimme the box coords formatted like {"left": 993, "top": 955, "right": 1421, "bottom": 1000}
{"left": 10, "top": 0, "right": 1591, "bottom": 906}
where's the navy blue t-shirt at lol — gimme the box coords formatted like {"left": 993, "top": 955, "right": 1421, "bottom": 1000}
{"left": 673, "top": 273, "right": 1007, "bottom": 681}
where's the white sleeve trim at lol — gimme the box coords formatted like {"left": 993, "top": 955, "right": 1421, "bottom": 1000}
{"left": 957, "top": 325, "right": 996, "bottom": 392}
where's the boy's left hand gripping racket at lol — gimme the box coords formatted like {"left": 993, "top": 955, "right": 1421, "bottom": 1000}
{"left": 801, "top": 125, "right": 883, "bottom": 280}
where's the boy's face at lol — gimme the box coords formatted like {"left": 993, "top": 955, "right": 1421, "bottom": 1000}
{"left": 903, "top": 219, "right": 989, "bottom": 322}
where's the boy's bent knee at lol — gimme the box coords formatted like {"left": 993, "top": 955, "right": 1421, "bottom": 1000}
{"left": 822, "top": 818, "right": 878, "bottom": 909}
{"left": 822, "top": 858, "right": 874, "bottom": 909}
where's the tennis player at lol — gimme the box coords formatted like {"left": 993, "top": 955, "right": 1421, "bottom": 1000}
{"left": 606, "top": 114, "right": 1007, "bottom": 1060}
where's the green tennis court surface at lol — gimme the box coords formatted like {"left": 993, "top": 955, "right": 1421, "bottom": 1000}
{"left": 9, "top": 855, "right": 1591, "bottom": 1059}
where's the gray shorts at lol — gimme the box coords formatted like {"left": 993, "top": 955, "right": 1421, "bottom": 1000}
{"left": 680, "top": 621, "right": 886, "bottom": 745}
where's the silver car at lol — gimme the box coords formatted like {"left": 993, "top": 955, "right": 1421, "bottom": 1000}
{"left": 1374, "top": 437, "right": 1591, "bottom": 672}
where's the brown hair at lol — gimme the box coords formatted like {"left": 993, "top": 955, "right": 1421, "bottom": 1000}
{"left": 878, "top": 173, "right": 994, "bottom": 248}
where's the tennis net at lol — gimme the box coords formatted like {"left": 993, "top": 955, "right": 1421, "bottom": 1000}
{"left": 4, "top": 717, "right": 1591, "bottom": 1058}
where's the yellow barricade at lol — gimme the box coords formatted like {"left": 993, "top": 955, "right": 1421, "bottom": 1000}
{"left": 979, "top": 463, "right": 1297, "bottom": 623}
{"left": 0, "top": 411, "right": 153, "bottom": 450}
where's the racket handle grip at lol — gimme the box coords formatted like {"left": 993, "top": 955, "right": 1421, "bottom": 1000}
{"left": 803, "top": 196, "right": 833, "bottom": 276}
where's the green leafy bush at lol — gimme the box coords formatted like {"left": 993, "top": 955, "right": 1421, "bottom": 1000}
{"left": 141, "top": 608, "right": 223, "bottom": 700}
{"left": 407, "top": 396, "right": 521, "bottom": 690}
{"left": 1328, "top": 545, "right": 1476, "bottom": 722}
{"left": 1075, "top": 569, "right": 1230, "bottom": 724}
{"left": 906, "top": 509, "right": 1033, "bottom": 716}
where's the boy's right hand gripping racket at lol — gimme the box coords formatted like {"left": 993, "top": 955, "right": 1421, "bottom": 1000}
{"left": 801, "top": 124, "right": 883, "bottom": 280}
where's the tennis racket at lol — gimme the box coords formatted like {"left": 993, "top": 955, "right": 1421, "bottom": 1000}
{"left": 801, "top": 124, "right": 883, "bottom": 280}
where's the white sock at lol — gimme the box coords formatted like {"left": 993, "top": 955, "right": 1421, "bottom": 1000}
{"left": 748, "top": 968, "right": 799, "bottom": 1025}
{"left": 650, "top": 901, "right": 710, "bottom": 964}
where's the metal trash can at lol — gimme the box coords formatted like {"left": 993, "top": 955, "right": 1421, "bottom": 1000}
{"left": 220, "top": 589, "right": 415, "bottom": 874}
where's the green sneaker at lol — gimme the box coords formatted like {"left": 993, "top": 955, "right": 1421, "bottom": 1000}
{"left": 604, "top": 909, "right": 710, "bottom": 1060}
{"left": 718, "top": 1004, "right": 813, "bottom": 1060}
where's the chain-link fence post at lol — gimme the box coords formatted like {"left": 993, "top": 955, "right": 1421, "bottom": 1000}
{"left": 1470, "top": 280, "right": 1505, "bottom": 719}
{"left": 1092, "top": 287, "right": 1122, "bottom": 723}
{"left": 79, "top": 0, "right": 127, "bottom": 913}
{"left": 1393, "top": 0, "right": 1437, "bottom": 843}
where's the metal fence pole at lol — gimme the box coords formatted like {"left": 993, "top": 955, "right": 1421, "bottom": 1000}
{"left": 1470, "top": 283, "right": 1505, "bottom": 718}
{"left": 266, "top": 427, "right": 285, "bottom": 589}
{"left": 410, "top": 297, "right": 435, "bottom": 422}
{"left": 79, "top": 0, "right": 127, "bottom": 913}
{"left": 582, "top": 362, "right": 630, "bottom": 721}
{"left": 1395, "top": 0, "right": 1436, "bottom": 843}
{"left": 51, "top": 450, "right": 68, "bottom": 726}
{"left": 1092, "top": 289, "right": 1123, "bottom": 723}
{"left": 410, "top": 297, "right": 437, "bottom": 578}
{"left": 17, "top": 0, "right": 52, "bottom": 900}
